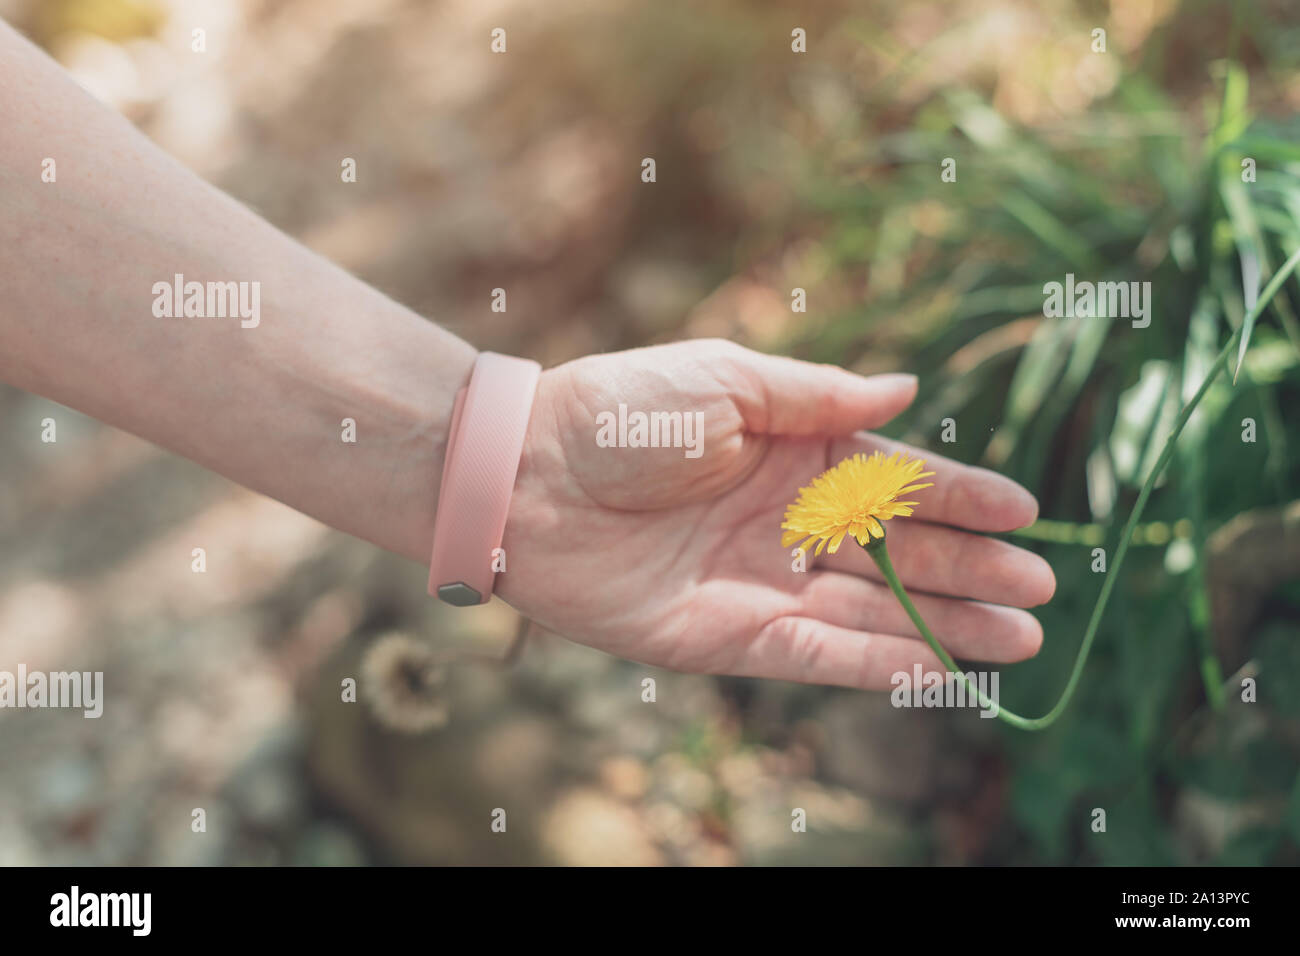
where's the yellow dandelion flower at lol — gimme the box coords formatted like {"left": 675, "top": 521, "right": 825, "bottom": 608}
{"left": 781, "top": 451, "right": 935, "bottom": 555}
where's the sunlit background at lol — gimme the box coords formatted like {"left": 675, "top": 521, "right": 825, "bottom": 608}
{"left": 2, "top": 0, "right": 1299, "bottom": 865}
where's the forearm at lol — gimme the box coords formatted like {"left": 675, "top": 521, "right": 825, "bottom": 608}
{"left": 0, "top": 20, "right": 476, "bottom": 563}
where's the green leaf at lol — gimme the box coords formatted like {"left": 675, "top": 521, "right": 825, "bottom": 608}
{"left": 1000, "top": 192, "right": 1100, "bottom": 272}
{"left": 1215, "top": 826, "right": 1281, "bottom": 866}
{"left": 1012, "top": 765, "right": 1075, "bottom": 862}
{"left": 1285, "top": 773, "right": 1300, "bottom": 845}
{"left": 1235, "top": 246, "right": 1300, "bottom": 383}
{"left": 1210, "top": 61, "right": 1251, "bottom": 154}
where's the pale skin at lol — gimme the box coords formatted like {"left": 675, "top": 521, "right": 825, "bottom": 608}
{"left": 0, "top": 20, "right": 1055, "bottom": 690}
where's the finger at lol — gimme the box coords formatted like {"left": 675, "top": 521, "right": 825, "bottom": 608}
{"left": 817, "top": 519, "right": 1056, "bottom": 608}
{"left": 721, "top": 347, "right": 919, "bottom": 437}
{"left": 827, "top": 433, "right": 1038, "bottom": 532}
{"left": 733, "top": 616, "right": 946, "bottom": 690}
{"left": 794, "top": 570, "right": 1043, "bottom": 662}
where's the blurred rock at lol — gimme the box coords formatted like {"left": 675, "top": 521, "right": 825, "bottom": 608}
{"left": 540, "top": 788, "right": 663, "bottom": 867}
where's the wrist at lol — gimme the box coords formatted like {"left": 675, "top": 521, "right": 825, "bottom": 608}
{"left": 344, "top": 326, "right": 478, "bottom": 565}
{"left": 492, "top": 368, "right": 569, "bottom": 610}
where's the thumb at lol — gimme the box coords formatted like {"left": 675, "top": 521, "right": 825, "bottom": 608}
{"left": 723, "top": 349, "right": 918, "bottom": 436}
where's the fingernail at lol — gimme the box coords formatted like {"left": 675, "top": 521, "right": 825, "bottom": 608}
{"left": 989, "top": 473, "right": 1039, "bottom": 526}
{"left": 868, "top": 373, "right": 918, "bottom": 391}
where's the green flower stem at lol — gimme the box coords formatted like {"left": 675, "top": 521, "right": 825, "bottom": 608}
{"left": 863, "top": 246, "right": 1300, "bottom": 732}
{"left": 1009, "top": 517, "right": 1191, "bottom": 547}
{"left": 866, "top": 537, "right": 1044, "bottom": 730}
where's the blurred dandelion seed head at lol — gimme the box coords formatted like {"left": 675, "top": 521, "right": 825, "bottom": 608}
{"left": 360, "top": 632, "right": 450, "bottom": 734}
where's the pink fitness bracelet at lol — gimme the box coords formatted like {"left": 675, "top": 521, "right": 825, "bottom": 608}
{"left": 427, "top": 351, "right": 541, "bottom": 606}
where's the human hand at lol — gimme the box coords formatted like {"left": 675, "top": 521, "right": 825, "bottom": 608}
{"left": 498, "top": 340, "right": 1055, "bottom": 689}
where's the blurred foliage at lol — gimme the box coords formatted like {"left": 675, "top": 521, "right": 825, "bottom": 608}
{"left": 758, "top": 1, "right": 1300, "bottom": 864}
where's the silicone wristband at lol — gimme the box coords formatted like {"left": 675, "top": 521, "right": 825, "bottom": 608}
{"left": 428, "top": 352, "right": 541, "bottom": 605}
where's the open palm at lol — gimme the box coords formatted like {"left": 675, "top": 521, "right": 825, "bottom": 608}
{"left": 499, "top": 340, "right": 1055, "bottom": 689}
